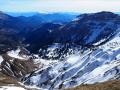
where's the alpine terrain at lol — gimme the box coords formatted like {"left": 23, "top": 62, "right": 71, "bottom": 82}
{"left": 0, "top": 11, "right": 120, "bottom": 90}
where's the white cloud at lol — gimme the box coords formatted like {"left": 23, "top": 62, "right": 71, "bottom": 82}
{"left": 0, "top": 0, "right": 120, "bottom": 12}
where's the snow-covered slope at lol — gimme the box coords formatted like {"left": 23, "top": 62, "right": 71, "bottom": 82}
{"left": 22, "top": 30, "right": 120, "bottom": 90}
{"left": 39, "top": 43, "right": 81, "bottom": 60}
{"left": 0, "top": 86, "right": 26, "bottom": 90}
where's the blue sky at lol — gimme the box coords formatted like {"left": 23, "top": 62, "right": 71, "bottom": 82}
{"left": 0, "top": 0, "right": 120, "bottom": 13}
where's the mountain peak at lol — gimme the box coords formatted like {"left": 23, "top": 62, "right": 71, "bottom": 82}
{"left": 77, "top": 11, "right": 118, "bottom": 21}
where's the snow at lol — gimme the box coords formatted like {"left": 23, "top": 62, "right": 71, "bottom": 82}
{"left": 93, "top": 39, "right": 106, "bottom": 46}
{"left": 66, "top": 55, "right": 80, "bottom": 65}
{"left": 7, "top": 48, "right": 28, "bottom": 60}
{"left": 7, "top": 49, "right": 23, "bottom": 59}
{"left": 30, "top": 74, "right": 41, "bottom": 85}
{"left": 116, "top": 54, "right": 120, "bottom": 60}
{"left": 33, "top": 58, "right": 58, "bottom": 66}
{"left": 83, "top": 61, "right": 120, "bottom": 84}
{"left": 99, "top": 31, "right": 120, "bottom": 51}
{"left": 0, "top": 56, "right": 3, "bottom": 64}
{"left": 0, "top": 86, "right": 26, "bottom": 90}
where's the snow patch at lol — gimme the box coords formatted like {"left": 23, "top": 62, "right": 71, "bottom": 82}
{"left": 0, "top": 86, "right": 26, "bottom": 90}
{"left": 67, "top": 55, "right": 81, "bottom": 65}
{"left": 0, "top": 56, "right": 3, "bottom": 64}
{"left": 7, "top": 48, "right": 28, "bottom": 60}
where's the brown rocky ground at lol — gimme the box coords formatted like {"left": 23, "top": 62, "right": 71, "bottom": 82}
{"left": 0, "top": 51, "right": 41, "bottom": 90}
{"left": 0, "top": 72, "right": 19, "bottom": 86}
{"left": 66, "top": 80, "right": 120, "bottom": 90}
{"left": 0, "top": 72, "right": 39, "bottom": 90}
{"left": 1, "top": 53, "right": 40, "bottom": 78}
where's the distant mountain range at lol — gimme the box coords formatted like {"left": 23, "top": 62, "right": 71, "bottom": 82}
{"left": 6, "top": 12, "right": 79, "bottom": 17}
{"left": 25, "top": 11, "right": 120, "bottom": 53}
{"left": 6, "top": 12, "right": 78, "bottom": 23}
{"left": 0, "top": 11, "right": 77, "bottom": 53}
{"left": 0, "top": 11, "right": 120, "bottom": 53}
